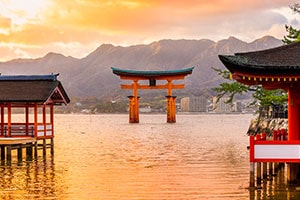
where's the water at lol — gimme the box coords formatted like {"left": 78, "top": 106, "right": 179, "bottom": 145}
{"left": 0, "top": 114, "right": 299, "bottom": 199}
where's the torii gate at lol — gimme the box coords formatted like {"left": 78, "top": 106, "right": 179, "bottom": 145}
{"left": 112, "top": 67, "right": 194, "bottom": 123}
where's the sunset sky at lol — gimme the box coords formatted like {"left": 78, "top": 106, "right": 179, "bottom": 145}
{"left": 0, "top": 0, "right": 299, "bottom": 61}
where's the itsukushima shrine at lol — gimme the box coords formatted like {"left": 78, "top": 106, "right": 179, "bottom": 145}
{"left": 112, "top": 67, "right": 194, "bottom": 123}
{"left": 0, "top": 74, "right": 70, "bottom": 164}
{"left": 219, "top": 41, "right": 300, "bottom": 187}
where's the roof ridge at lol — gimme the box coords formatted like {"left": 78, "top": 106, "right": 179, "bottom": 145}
{"left": 0, "top": 74, "right": 59, "bottom": 81}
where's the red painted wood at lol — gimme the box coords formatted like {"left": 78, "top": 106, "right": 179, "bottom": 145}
{"left": 50, "top": 104, "right": 54, "bottom": 137}
{"left": 43, "top": 105, "right": 46, "bottom": 137}
{"left": 288, "top": 88, "right": 300, "bottom": 141}
{"left": 25, "top": 106, "right": 29, "bottom": 136}
{"left": 255, "top": 140, "right": 300, "bottom": 145}
{"left": 250, "top": 135, "right": 254, "bottom": 162}
{"left": 34, "top": 104, "right": 38, "bottom": 138}
{"left": 254, "top": 158, "right": 300, "bottom": 163}
{"left": 1, "top": 106, "right": 3, "bottom": 136}
{"left": 7, "top": 103, "right": 11, "bottom": 137}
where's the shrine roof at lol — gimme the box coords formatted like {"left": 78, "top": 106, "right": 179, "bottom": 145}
{"left": 111, "top": 67, "right": 194, "bottom": 77}
{"left": 219, "top": 42, "right": 300, "bottom": 76}
{"left": 0, "top": 74, "right": 70, "bottom": 105}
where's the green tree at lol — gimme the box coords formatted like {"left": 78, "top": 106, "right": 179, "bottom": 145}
{"left": 212, "top": 68, "right": 287, "bottom": 112}
{"left": 283, "top": 4, "right": 300, "bottom": 44}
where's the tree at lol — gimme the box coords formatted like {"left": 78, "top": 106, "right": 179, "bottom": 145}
{"left": 212, "top": 68, "right": 287, "bottom": 115}
{"left": 212, "top": 4, "right": 300, "bottom": 116}
{"left": 283, "top": 4, "right": 300, "bottom": 44}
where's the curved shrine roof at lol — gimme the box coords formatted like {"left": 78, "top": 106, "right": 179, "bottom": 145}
{"left": 0, "top": 74, "right": 70, "bottom": 105}
{"left": 219, "top": 42, "right": 300, "bottom": 76}
{"left": 111, "top": 67, "right": 194, "bottom": 78}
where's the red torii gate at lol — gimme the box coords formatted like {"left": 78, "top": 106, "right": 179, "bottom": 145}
{"left": 112, "top": 67, "right": 194, "bottom": 123}
{"left": 219, "top": 41, "right": 300, "bottom": 185}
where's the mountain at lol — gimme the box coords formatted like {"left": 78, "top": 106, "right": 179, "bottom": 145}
{"left": 0, "top": 36, "right": 283, "bottom": 99}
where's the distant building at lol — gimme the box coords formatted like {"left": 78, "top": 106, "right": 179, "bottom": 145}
{"left": 213, "top": 96, "right": 242, "bottom": 113}
{"left": 180, "top": 96, "right": 207, "bottom": 112}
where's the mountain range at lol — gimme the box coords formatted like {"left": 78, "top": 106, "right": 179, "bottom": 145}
{"left": 0, "top": 36, "right": 283, "bottom": 100}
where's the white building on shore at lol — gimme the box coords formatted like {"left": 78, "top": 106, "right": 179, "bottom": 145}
{"left": 180, "top": 96, "right": 207, "bottom": 112}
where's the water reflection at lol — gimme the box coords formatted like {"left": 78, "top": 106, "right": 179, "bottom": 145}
{"left": 0, "top": 156, "right": 66, "bottom": 199}
{"left": 249, "top": 166, "right": 300, "bottom": 200}
{"left": 4, "top": 114, "right": 300, "bottom": 199}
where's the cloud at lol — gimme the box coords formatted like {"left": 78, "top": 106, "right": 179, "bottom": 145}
{"left": 0, "top": 0, "right": 297, "bottom": 61}
{"left": 0, "top": 15, "right": 11, "bottom": 34}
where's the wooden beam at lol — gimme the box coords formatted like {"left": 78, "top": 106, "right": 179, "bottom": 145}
{"left": 118, "top": 75, "right": 186, "bottom": 80}
{"left": 121, "top": 83, "right": 185, "bottom": 90}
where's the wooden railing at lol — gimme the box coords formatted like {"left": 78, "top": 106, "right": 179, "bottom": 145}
{"left": 0, "top": 123, "right": 53, "bottom": 139}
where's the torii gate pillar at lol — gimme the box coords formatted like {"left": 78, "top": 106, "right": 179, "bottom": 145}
{"left": 128, "top": 95, "right": 139, "bottom": 123}
{"left": 166, "top": 95, "right": 176, "bottom": 123}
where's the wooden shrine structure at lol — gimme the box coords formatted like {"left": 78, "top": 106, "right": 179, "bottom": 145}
{"left": 112, "top": 67, "right": 194, "bottom": 123}
{"left": 219, "top": 41, "right": 300, "bottom": 186}
{"left": 0, "top": 74, "right": 70, "bottom": 163}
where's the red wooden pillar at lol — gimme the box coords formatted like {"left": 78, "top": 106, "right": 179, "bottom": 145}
{"left": 288, "top": 88, "right": 300, "bottom": 140}
{"left": 128, "top": 96, "right": 139, "bottom": 123}
{"left": 287, "top": 87, "right": 300, "bottom": 184}
{"left": 50, "top": 104, "right": 54, "bottom": 137}
{"left": 127, "top": 80, "right": 139, "bottom": 123}
{"left": 166, "top": 96, "right": 176, "bottom": 123}
{"left": 133, "top": 80, "right": 139, "bottom": 123}
{"left": 43, "top": 104, "right": 46, "bottom": 137}
{"left": 25, "top": 105, "right": 29, "bottom": 136}
{"left": 1, "top": 105, "right": 4, "bottom": 136}
{"left": 7, "top": 103, "right": 11, "bottom": 137}
{"left": 166, "top": 80, "right": 176, "bottom": 123}
{"left": 34, "top": 103, "right": 38, "bottom": 138}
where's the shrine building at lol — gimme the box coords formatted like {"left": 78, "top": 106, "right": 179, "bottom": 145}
{"left": 112, "top": 67, "right": 194, "bottom": 123}
{"left": 219, "top": 41, "right": 300, "bottom": 186}
{"left": 0, "top": 74, "right": 70, "bottom": 163}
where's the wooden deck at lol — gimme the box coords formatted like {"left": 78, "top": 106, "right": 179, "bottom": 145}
{"left": 0, "top": 137, "right": 36, "bottom": 145}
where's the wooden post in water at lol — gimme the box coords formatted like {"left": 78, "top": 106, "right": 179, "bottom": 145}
{"left": 6, "top": 145, "right": 12, "bottom": 165}
{"left": 43, "top": 139, "right": 47, "bottom": 157}
{"left": 273, "top": 130, "right": 278, "bottom": 176}
{"left": 249, "top": 135, "right": 255, "bottom": 188}
{"left": 269, "top": 162, "right": 273, "bottom": 179}
{"left": 34, "top": 141, "right": 38, "bottom": 159}
{"left": 51, "top": 138, "right": 54, "bottom": 155}
{"left": 166, "top": 80, "right": 176, "bottom": 123}
{"left": 127, "top": 81, "right": 139, "bottom": 123}
{"left": 128, "top": 96, "right": 139, "bottom": 123}
{"left": 17, "top": 145, "right": 23, "bottom": 163}
{"left": 26, "top": 142, "right": 33, "bottom": 161}
{"left": 256, "top": 134, "right": 262, "bottom": 188}
{"left": 166, "top": 96, "right": 176, "bottom": 123}
{"left": 261, "top": 133, "right": 268, "bottom": 180}
{"left": 0, "top": 145, "right": 5, "bottom": 162}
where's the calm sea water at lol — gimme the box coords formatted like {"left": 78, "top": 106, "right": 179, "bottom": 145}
{"left": 0, "top": 114, "right": 300, "bottom": 199}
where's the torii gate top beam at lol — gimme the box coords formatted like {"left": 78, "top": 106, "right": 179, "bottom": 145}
{"left": 111, "top": 67, "right": 194, "bottom": 80}
{"left": 112, "top": 67, "right": 194, "bottom": 96}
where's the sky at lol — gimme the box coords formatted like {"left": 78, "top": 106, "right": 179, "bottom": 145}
{"left": 0, "top": 0, "right": 299, "bottom": 62}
